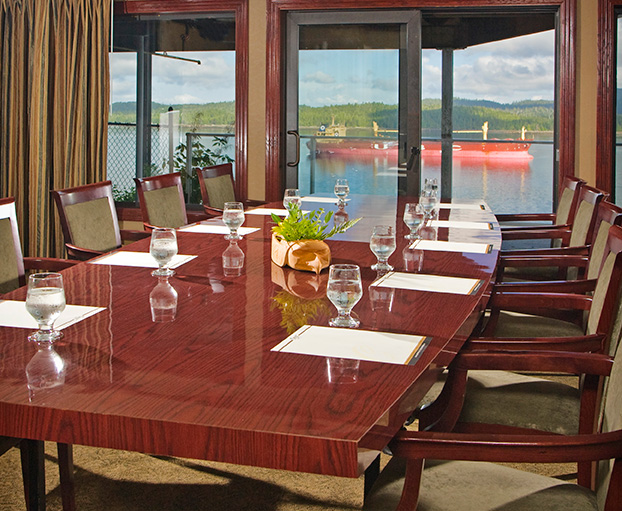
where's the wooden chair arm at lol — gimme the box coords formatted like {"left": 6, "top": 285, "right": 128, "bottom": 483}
{"left": 500, "top": 245, "right": 589, "bottom": 257}
{"left": 501, "top": 222, "right": 569, "bottom": 233}
{"left": 487, "top": 291, "right": 592, "bottom": 312}
{"left": 453, "top": 350, "right": 613, "bottom": 375}
{"left": 496, "top": 212, "right": 556, "bottom": 223}
{"left": 64, "top": 243, "right": 103, "bottom": 261}
{"left": 492, "top": 279, "right": 597, "bottom": 294}
{"left": 389, "top": 429, "right": 622, "bottom": 464}
{"left": 501, "top": 226, "right": 571, "bottom": 242}
{"left": 465, "top": 333, "right": 605, "bottom": 352}
{"left": 498, "top": 254, "right": 589, "bottom": 269}
{"left": 23, "top": 257, "right": 77, "bottom": 271}
{"left": 202, "top": 206, "right": 223, "bottom": 218}
{"left": 120, "top": 229, "right": 150, "bottom": 242}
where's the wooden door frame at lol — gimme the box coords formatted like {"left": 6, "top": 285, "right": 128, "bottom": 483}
{"left": 597, "top": 0, "right": 620, "bottom": 194}
{"left": 265, "top": 0, "right": 577, "bottom": 202}
{"left": 113, "top": 0, "right": 249, "bottom": 202}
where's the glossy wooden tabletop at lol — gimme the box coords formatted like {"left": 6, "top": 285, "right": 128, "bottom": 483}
{"left": 0, "top": 195, "right": 500, "bottom": 478}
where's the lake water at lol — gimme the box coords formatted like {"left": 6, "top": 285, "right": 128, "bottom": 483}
{"left": 107, "top": 125, "right": 555, "bottom": 215}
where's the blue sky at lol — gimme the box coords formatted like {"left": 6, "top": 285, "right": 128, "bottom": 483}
{"left": 110, "top": 29, "right": 554, "bottom": 108}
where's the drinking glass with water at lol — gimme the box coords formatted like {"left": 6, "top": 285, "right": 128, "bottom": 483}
{"left": 326, "top": 264, "right": 363, "bottom": 328}
{"left": 403, "top": 203, "right": 425, "bottom": 240}
{"left": 283, "top": 189, "right": 302, "bottom": 212}
{"left": 150, "top": 227, "right": 178, "bottom": 277}
{"left": 334, "top": 178, "right": 350, "bottom": 206}
{"left": 223, "top": 201, "right": 245, "bottom": 240}
{"left": 25, "top": 272, "right": 66, "bottom": 343}
{"left": 370, "top": 225, "right": 396, "bottom": 271}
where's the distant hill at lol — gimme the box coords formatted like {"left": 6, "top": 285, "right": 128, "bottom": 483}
{"left": 109, "top": 98, "right": 555, "bottom": 131}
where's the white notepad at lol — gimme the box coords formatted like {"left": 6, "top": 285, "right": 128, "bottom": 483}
{"left": 271, "top": 325, "right": 428, "bottom": 365}
{"left": 89, "top": 251, "right": 197, "bottom": 269}
{"left": 178, "top": 224, "right": 260, "bottom": 235}
{"left": 0, "top": 300, "right": 105, "bottom": 330}
{"left": 370, "top": 271, "right": 483, "bottom": 296}
{"left": 409, "top": 239, "right": 492, "bottom": 254}
{"left": 430, "top": 220, "right": 493, "bottom": 230}
{"left": 438, "top": 203, "right": 487, "bottom": 211}
{"left": 301, "top": 196, "right": 350, "bottom": 203}
{"left": 246, "top": 208, "right": 309, "bottom": 216}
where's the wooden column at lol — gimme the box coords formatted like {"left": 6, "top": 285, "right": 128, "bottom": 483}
{"left": 441, "top": 48, "right": 454, "bottom": 201}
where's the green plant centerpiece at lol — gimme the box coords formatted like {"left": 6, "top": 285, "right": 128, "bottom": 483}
{"left": 270, "top": 203, "right": 359, "bottom": 274}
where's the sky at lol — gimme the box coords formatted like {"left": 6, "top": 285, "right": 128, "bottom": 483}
{"left": 110, "top": 29, "right": 555, "bottom": 108}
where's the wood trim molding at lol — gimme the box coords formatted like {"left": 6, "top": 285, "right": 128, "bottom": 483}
{"left": 597, "top": 0, "right": 619, "bottom": 193}
{"left": 266, "top": 0, "right": 577, "bottom": 202}
{"left": 114, "top": 0, "right": 249, "bottom": 202}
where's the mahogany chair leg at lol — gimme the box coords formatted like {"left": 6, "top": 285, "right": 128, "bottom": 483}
{"left": 19, "top": 439, "right": 45, "bottom": 511}
{"left": 363, "top": 453, "right": 381, "bottom": 499}
{"left": 57, "top": 443, "right": 75, "bottom": 511}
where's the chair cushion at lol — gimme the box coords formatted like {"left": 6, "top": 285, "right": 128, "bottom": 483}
{"left": 587, "top": 220, "right": 611, "bottom": 280}
{"left": 0, "top": 218, "right": 20, "bottom": 293}
{"left": 569, "top": 201, "right": 595, "bottom": 247}
{"left": 364, "top": 457, "right": 597, "bottom": 511}
{"left": 65, "top": 197, "right": 119, "bottom": 252}
{"left": 556, "top": 186, "right": 575, "bottom": 225}
{"left": 458, "top": 370, "right": 580, "bottom": 435}
{"left": 143, "top": 187, "right": 186, "bottom": 228}
{"left": 204, "top": 175, "right": 236, "bottom": 210}
{"left": 492, "top": 311, "right": 584, "bottom": 339}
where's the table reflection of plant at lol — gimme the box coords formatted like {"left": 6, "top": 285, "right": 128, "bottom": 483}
{"left": 271, "top": 290, "right": 330, "bottom": 334}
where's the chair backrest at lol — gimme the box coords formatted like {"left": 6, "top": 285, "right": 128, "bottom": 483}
{"left": 587, "top": 225, "right": 622, "bottom": 357}
{"left": 134, "top": 172, "right": 188, "bottom": 229}
{"left": 567, "top": 185, "right": 607, "bottom": 248}
{"left": 196, "top": 163, "right": 237, "bottom": 211}
{"left": 555, "top": 176, "right": 584, "bottom": 226}
{"left": 587, "top": 201, "right": 622, "bottom": 280}
{"left": 51, "top": 181, "right": 122, "bottom": 258}
{"left": 0, "top": 197, "right": 25, "bottom": 293}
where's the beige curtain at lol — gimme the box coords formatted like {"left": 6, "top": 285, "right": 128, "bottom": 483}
{"left": 0, "top": 0, "right": 110, "bottom": 257}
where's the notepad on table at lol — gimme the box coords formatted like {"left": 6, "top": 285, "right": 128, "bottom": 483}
{"left": 89, "top": 251, "right": 197, "bottom": 269}
{"left": 301, "top": 196, "right": 350, "bottom": 203}
{"left": 271, "top": 325, "right": 429, "bottom": 365}
{"left": 409, "top": 239, "right": 492, "bottom": 254}
{"left": 246, "top": 208, "right": 309, "bottom": 216}
{"left": 370, "top": 271, "right": 483, "bottom": 296}
{"left": 438, "top": 203, "right": 487, "bottom": 211}
{"left": 0, "top": 300, "right": 105, "bottom": 330}
{"left": 178, "top": 224, "right": 260, "bottom": 235}
{"left": 430, "top": 220, "right": 493, "bottom": 230}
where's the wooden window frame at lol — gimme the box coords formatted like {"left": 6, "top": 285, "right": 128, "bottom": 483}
{"left": 266, "top": 0, "right": 577, "bottom": 202}
{"left": 597, "top": 0, "right": 621, "bottom": 194}
{"left": 113, "top": 0, "right": 249, "bottom": 202}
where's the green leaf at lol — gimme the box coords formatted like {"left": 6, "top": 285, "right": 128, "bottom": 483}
{"left": 271, "top": 203, "right": 360, "bottom": 241}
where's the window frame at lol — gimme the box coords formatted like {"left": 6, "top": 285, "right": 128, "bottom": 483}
{"left": 112, "top": 0, "right": 249, "bottom": 203}
{"left": 266, "top": 0, "right": 577, "bottom": 203}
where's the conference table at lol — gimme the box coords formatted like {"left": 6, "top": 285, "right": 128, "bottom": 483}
{"left": 0, "top": 194, "right": 500, "bottom": 490}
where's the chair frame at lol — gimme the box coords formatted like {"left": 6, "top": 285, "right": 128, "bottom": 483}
{"left": 195, "top": 163, "right": 236, "bottom": 216}
{"left": 134, "top": 172, "right": 188, "bottom": 229}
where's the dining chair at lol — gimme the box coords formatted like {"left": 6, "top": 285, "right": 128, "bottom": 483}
{"left": 195, "top": 163, "right": 266, "bottom": 217}
{"left": 496, "top": 175, "right": 584, "bottom": 231}
{"left": 134, "top": 172, "right": 188, "bottom": 229}
{"left": 497, "top": 185, "right": 607, "bottom": 282}
{"left": 52, "top": 181, "right": 149, "bottom": 261}
{"left": 0, "top": 197, "right": 76, "bottom": 510}
{"left": 364, "top": 346, "right": 622, "bottom": 510}
{"left": 417, "top": 223, "right": 622, "bottom": 486}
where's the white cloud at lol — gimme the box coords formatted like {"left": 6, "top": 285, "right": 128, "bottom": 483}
{"left": 302, "top": 71, "right": 336, "bottom": 84}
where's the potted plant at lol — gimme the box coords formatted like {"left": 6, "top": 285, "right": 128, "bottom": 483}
{"left": 270, "top": 203, "right": 359, "bottom": 274}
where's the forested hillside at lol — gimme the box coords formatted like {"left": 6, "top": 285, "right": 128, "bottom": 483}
{"left": 109, "top": 98, "right": 555, "bottom": 131}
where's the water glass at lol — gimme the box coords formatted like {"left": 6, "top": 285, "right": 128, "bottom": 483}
{"left": 419, "top": 192, "right": 438, "bottom": 221}
{"left": 25, "top": 273, "right": 66, "bottom": 343}
{"left": 223, "top": 201, "right": 245, "bottom": 240}
{"left": 150, "top": 227, "right": 178, "bottom": 276}
{"left": 424, "top": 178, "right": 439, "bottom": 196}
{"left": 403, "top": 203, "right": 425, "bottom": 239}
{"left": 283, "top": 189, "right": 302, "bottom": 211}
{"left": 370, "top": 225, "right": 396, "bottom": 271}
{"left": 222, "top": 240, "right": 245, "bottom": 276}
{"left": 149, "top": 276, "right": 178, "bottom": 322}
{"left": 326, "top": 264, "right": 362, "bottom": 328}
{"left": 334, "top": 178, "right": 350, "bottom": 205}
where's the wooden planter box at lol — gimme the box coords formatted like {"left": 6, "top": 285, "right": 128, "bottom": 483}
{"left": 270, "top": 234, "right": 331, "bottom": 274}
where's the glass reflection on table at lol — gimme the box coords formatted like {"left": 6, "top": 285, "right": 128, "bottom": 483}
{"left": 26, "top": 341, "right": 66, "bottom": 401}
{"left": 222, "top": 240, "right": 245, "bottom": 277}
{"left": 150, "top": 276, "right": 178, "bottom": 322}
{"left": 326, "top": 357, "right": 359, "bottom": 384}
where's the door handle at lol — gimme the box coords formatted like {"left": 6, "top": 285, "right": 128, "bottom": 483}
{"left": 406, "top": 146, "right": 421, "bottom": 171}
{"left": 287, "top": 130, "right": 301, "bottom": 167}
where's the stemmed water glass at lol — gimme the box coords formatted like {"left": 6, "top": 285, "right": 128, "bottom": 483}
{"left": 25, "top": 272, "right": 66, "bottom": 343}
{"left": 283, "top": 189, "right": 301, "bottom": 211}
{"left": 419, "top": 191, "right": 438, "bottom": 221}
{"left": 223, "top": 201, "right": 245, "bottom": 240}
{"left": 334, "top": 178, "right": 350, "bottom": 206}
{"left": 150, "top": 227, "right": 178, "bottom": 277}
{"left": 370, "top": 225, "right": 396, "bottom": 271}
{"left": 403, "top": 203, "right": 425, "bottom": 240}
{"left": 326, "top": 264, "right": 363, "bottom": 328}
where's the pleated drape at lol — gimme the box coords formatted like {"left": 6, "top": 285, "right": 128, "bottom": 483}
{"left": 0, "top": 0, "right": 110, "bottom": 257}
